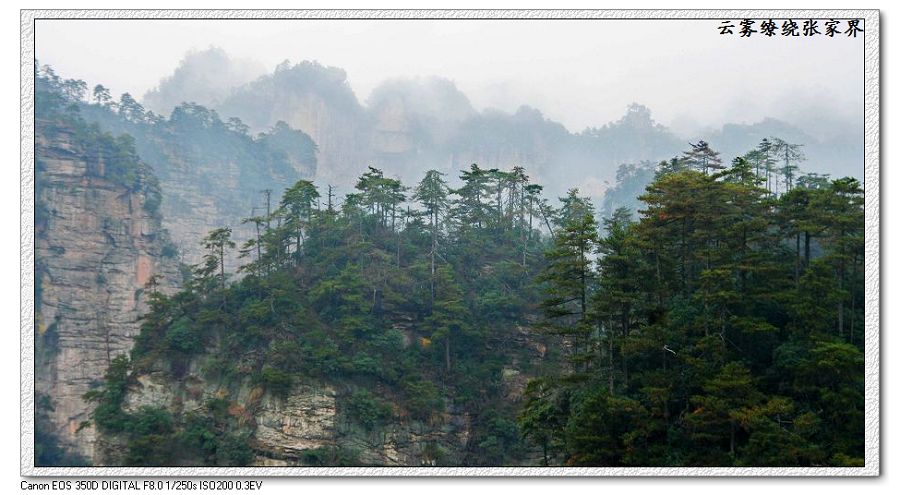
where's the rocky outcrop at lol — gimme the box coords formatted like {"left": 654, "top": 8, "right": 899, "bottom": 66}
{"left": 114, "top": 363, "right": 477, "bottom": 467}
{"left": 253, "top": 385, "right": 337, "bottom": 458}
{"left": 34, "top": 118, "right": 181, "bottom": 462}
{"left": 217, "top": 61, "right": 367, "bottom": 188}
{"left": 76, "top": 102, "right": 315, "bottom": 272}
{"left": 269, "top": 92, "right": 369, "bottom": 187}
{"left": 100, "top": 319, "right": 553, "bottom": 467}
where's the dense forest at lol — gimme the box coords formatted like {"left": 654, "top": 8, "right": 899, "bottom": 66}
{"left": 522, "top": 149, "right": 864, "bottom": 467}
{"left": 86, "top": 163, "right": 557, "bottom": 466}
{"left": 85, "top": 155, "right": 863, "bottom": 467}
{"left": 35, "top": 63, "right": 865, "bottom": 467}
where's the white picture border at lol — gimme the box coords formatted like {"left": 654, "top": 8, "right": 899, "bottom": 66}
{"left": 20, "top": 8, "right": 880, "bottom": 477}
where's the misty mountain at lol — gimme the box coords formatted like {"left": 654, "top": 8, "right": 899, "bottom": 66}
{"left": 697, "top": 118, "right": 864, "bottom": 181}
{"left": 139, "top": 49, "right": 864, "bottom": 204}
{"left": 367, "top": 77, "right": 477, "bottom": 181}
{"left": 218, "top": 60, "right": 369, "bottom": 186}
{"left": 142, "top": 47, "right": 264, "bottom": 117}
{"left": 77, "top": 98, "right": 316, "bottom": 268}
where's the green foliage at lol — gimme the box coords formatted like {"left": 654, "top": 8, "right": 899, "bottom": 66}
{"left": 345, "top": 389, "right": 393, "bottom": 431}
{"left": 164, "top": 317, "right": 202, "bottom": 354}
{"left": 402, "top": 379, "right": 444, "bottom": 421}
{"left": 82, "top": 354, "right": 255, "bottom": 466}
{"left": 36, "top": 64, "right": 166, "bottom": 228}
{"left": 214, "top": 434, "right": 255, "bottom": 466}
{"left": 70, "top": 94, "right": 861, "bottom": 468}
{"left": 83, "top": 355, "right": 131, "bottom": 433}
{"left": 124, "top": 434, "right": 176, "bottom": 466}
{"left": 259, "top": 121, "right": 318, "bottom": 167}
{"left": 258, "top": 366, "right": 294, "bottom": 398}
{"left": 522, "top": 150, "right": 865, "bottom": 467}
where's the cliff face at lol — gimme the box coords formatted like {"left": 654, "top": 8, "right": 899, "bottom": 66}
{"left": 34, "top": 118, "right": 181, "bottom": 463}
{"left": 150, "top": 150, "right": 261, "bottom": 272}
{"left": 219, "top": 72, "right": 578, "bottom": 195}
{"left": 258, "top": 91, "right": 368, "bottom": 188}
{"left": 76, "top": 103, "right": 315, "bottom": 271}
{"left": 217, "top": 61, "right": 367, "bottom": 188}
{"left": 96, "top": 330, "right": 543, "bottom": 467}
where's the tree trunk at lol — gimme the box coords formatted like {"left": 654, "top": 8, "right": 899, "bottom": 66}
{"left": 445, "top": 335, "right": 451, "bottom": 372}
{"left": 608, "top": 321, "right": 615, "bottom": 395}
{"left": 730, "top": 422, "right": 736, "bottom": 459}
{"left": 804, "top": 231, "right": 811, "bottom": 268}
{"left": 430, "top": 232, "right": 436, "bottom": 311}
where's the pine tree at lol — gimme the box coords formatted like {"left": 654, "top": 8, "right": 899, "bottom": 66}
{"left": 276, "top": 180, "right": 319, "bottom": 264}
{"left": 414, "top": 170, "right": 451, "bottom": 309}
{"left": 198, "top": 227, "right": 235, "bottom": 308}
{"left": 682, "top": 140, "right": 724, "bottom": 174}
{"left": 756, "top": 138, "right": 777, "bottom": 195}
{"left": 453, "top": 164, "right": 492, "bottom": 230}
{"left": 538, "top": 192, "right": 598, "bottom": 375}
{"left": 593, "top": 208, "right": 639, "bottom": 393}
{"left": 772, "top": 138, "right": 806, "bottom": 193}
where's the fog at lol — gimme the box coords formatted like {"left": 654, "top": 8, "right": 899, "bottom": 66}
{"left": 36, "top": 18, "right": 863, "bottom": 136}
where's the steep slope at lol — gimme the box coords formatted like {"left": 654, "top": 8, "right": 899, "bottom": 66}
{"left": 34, "top": 104, "right": 181, "bottom": 464}
{"left": 142, "top": 47, "right": 264, "bottom": 117}
{"left": 86, "top": 166, "right": 560, "bottom": 467}
{"left": 218, "top": 61, "right": 367, "bottom": 186}
{"left": 78, "top": 101, "right": 316, "bottom": 270}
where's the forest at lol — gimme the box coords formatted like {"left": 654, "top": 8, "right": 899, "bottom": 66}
{"left": 89, "top": 153, "right": 863, "bottom": 467}
{"left": 35, "top": 64, "right": 865, "bottom": 467}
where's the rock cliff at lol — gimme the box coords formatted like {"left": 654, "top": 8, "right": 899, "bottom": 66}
{"left": 217, "top": 61, "right": 367, "bottom": 188}
{"left": 98, "top": 342, "right": 542, "bottom": 467}
{"left": 77, "top": 103, "right": 316, "bottom": 271}
{"left": 34, "top": 117, "right": 181, "bottom": 463}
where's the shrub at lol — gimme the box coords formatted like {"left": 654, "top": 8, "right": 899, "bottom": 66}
{"left": 301, "top": 446, "right": 361, "bottom": 467}
{"left": 130, "top": 406, "right": 173, "bottom": 437}
{"left": 345, "top": 389, "right": 392, "bottom": 431}
{"left": 164, "top": 317, "right": 202, "bottom": 354}
{"left": 216, "top": 434, "right": 254, "bottom": 466}
{"left": 402, "top": 379, "right": 444, "bottom": 421}
{"left": 258, "top": 366, "right": 293, "bottom": 398}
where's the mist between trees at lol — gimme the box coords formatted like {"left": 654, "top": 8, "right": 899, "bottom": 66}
{"left": 35, "top": 63, "right": 864, "bottom": 467}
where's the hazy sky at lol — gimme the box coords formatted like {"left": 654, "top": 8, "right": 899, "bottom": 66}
{"left": 35, "top": 18, "right": 864, "bottom": 136}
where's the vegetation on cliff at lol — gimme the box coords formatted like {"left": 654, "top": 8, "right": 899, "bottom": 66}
{"left": 78, "top": 80, "right": 318, "bottom": 218}
{"left": 87, "top": 152, "right": 863, "bottom": 466}
{"left": 88, "top": 163, "right": 558, "bottom": 466}
{"left": 34, "top": 65, "right": 181, "bottom": 466}
{"left": 36, "top": 65, "right": 163, "bottom": 213}
{"left": 36, "top": 63, "right": 864, "bottom": 468}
